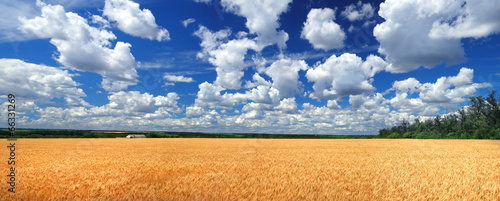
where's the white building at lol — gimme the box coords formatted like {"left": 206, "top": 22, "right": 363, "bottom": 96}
{"left": 126, "top": 134, "right": 146, "bottom": 138}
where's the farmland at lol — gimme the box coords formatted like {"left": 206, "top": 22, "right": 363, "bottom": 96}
{"left": 2, "top": 139, "right": 500, "bottom": 200}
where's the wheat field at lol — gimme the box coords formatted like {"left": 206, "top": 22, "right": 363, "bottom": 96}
{"left": 1, "top": 139, "right": 499, "bottom": 200}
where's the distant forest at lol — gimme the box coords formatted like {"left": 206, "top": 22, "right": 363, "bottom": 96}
{"left": 378, "top": 90, "right": 500, "bottom": 140}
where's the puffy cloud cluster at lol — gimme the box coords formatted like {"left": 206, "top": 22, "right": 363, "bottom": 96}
{"left": 301, "top": 8, "right": 346, "bottom": 51}
{"left": 16, "top": 66, "right": 490, "bottom": 134}
{"left": 374, "top": 0, "right": 464, "bottom": 73}
{"left": 195, "top": 26, "right": 260, "bottom": 89}
{"left": 192, "top": 82, "right": 246, "bottom": 109}
{"left": 18, "top": 91, "right": 181, "bottom": 130}
{"left": 429, "top": 0, "right": 500, "bottom": 39}
{"left": 0, "top": 59, "right": 88, "bottom": 106}
{"left": 306, "top": 53, "right": 387, "bottom": 100}
{"left": 0, "top": 0, "right": 38, "bottom": 42}
{"left": 374, "top": 0, "right": 500, "bottom": 73}
{"left": 188, "top": 55, "right": 309, "bottom": 120}
{"left": 103, "top": 0, "right": 170, "bottom": 41}
{"left": 19, "top": 0, "right": 138, "bottom": 91}
{"left": 263, "top": 58, "right": 308, "bottom": 98}
{"left": 388, "top": 68, "right": 490, "bottom": 114}
{"left": 341, "top": 1, "right": 375, "bottom": 22}
{"left": 227, "top": 67, "right": 489, "bottom": 133}
{"left": 91, "top": 91, "right": 180, "bottom": 117}
{"left": 193, "top": 0, "right": 296, "bottom": 91}
{"left": 221, "top": 0, "right": 291, "bottom": 48}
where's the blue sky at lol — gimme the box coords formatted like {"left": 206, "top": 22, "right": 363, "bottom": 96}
{"left": 0, "top": 0, "right": 499, "bottom": 134}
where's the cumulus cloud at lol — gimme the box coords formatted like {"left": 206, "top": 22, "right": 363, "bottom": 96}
{"left": 182, "top": 18, "right": 196, "bottom": 27}
{"left": 103, "top": 0, "right": 170, "bottom": 41}
{"left": 16, "top": 66, "right": 490, "bottom": 134}
{"left": 211, "top": 38, "right": 259, "bottom": 89}
{"left": 263, "top": 58, "right": 308, "bottom": 98}
{"left": 0, "top": 59, "right": 88, "bottom": 106}
{"left": 244, "top": 73, "right": 272, "bottom": 88}
{"left": 195, "top": 26, "right": 260, "bottom": 89}
{"left": 374, "top": 0, "right": 500, "bottom": 73}
{"left": 19, "top": 1, "right": 138, "bottom": 91}
{"left": 91, "top": 15, "right": 111, "bottom": 29}
{"left": 301, "top": 8, "right": 346, "bottom": 51}
{"left": 429, "top": 0, "right": 500, "bottom": 39}
{"left": 244, "top": 85, "right": 280, "bottom": 105}
{"left": 306, "top": 53, "right": 387, "bottom": 100}
{"left": 163, "top": 74, "right": 195, "bottom": 83}
{"left": 389, "top": 67, "right": 490, "bottom": 114}
{"left": 17, "top": 90, "right": 181, "bottom": 130}
{"left": 194, "top": 26, "right": 231, "bottom": 58}
{"left": 186, "top": 105, "right": 206, "bottom": 118}
{"left": 374, "top": 0, "right": 464, "bottom": 73}
{"left": 221, "top": 0, "right": 291, "bottom": 48}
{"left": 193, "top": 82, "right": 246, "bottom": 109}
{"left": 341, "top": 1, "right": 375, "bottom": 21}
{"left": 91, "top": 91, "right": 180, "bottom": 116}
{"left": 0, "top": 0, "right": 38, "bottom": 42}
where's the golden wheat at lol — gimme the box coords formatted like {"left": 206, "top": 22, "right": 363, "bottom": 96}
{"left": 1, "top": 139, "right": 499, "bottom": 200}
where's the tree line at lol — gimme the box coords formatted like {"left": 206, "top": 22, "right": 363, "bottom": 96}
{"left": 0, "top": 129, "right": 378, "bottom": 139}
{"left": 378, "top": 90, "right": 500, "bottom": 139}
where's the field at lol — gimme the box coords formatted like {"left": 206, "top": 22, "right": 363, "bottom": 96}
{"left": 1, "top": 139, "right": 500, "bottom": 200}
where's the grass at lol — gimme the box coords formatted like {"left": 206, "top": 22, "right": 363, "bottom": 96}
{"left": 2, "top": 139, "right": 499, "bottom": 200}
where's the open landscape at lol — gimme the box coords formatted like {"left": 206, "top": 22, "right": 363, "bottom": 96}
{"left": 3, "top": 0, "right": 500, "bottom": 200}
{"left": 2, "top": 138, "right": 499, "bottom": 200}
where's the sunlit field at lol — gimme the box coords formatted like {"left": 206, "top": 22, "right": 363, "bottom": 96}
{"left": 2, "top": 139, "right": 499, "bottom": 200}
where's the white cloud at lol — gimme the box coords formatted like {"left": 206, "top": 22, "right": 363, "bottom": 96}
{"left": 429, "top": 0, "right": 500, "bottom": 39}
{"left": 182, "top": 18, "right": 196, "bottom": 27}
{"left": 194, "top": 26, "right": 231, "bottom": 58}
{"left": 91, "top": 91, "right": 180, "bottom": 116}
{"left": 15, "top": 66, "right": 490, "bottom": 134}
{"left": 388, "top": 67, "right": 491, "bottom": 114}
{"left": 17, "top": 90, "right": 181, "bottom": 130}
{"left": 194, "top": 82, "right": 246, "bottom": 109}
{"left": 244, "top": 85, "right": 280, "bottom": 105}
{"left": 327, "top": 100, "right": 341, "bottom": 109}
{"left": 195, "top": 26, "right": 260, "bottom": 89}
{"left": 19, "top": 1, "right": 138, "bottom": 91}
{"left": 306, "top": 53, "right": 387, "bottom": 100}
{"left": 221, "top": 0, "right": 291, "bottom": 49}
{"left": 194, "top": 0, "right": 211, "bottom": 3}
{"left": 373, "top": 0, "right": 500, "bottom": 73}
{"left": 275, "top": 98, "right": 299, "bottom": 114}
{"left": 163, "top": 74, "right": 195, "bottom": 83}
{"left": 263, "top": 58, "right": 308, "bottom": 98}
{"left": 391, "top": 77, "right": 421, "bottom": 94}
{"left": 0, "top": 0, "right": 104, "bottom": 42}
{"left": 301, "top": 8, "right": 346, "bottom": 51}
{"left": 0, "top": 59, "right": 88, "bottom": 106}
{"left": 211, "top": 38, "right": 259, "bottom": 89}
{"left": 341, "top": 1, "right": 375, "bottom": 21}
{"left": 91, "top": 15, "right": 111, "bottom": 29}
{"left": 0, "top": 0, "right": 38, "bottom": 42}
{"left": 446, "top": 68, "right": 474, "bottom": 86}
{"left": 244, "top": 73, "right": 272, "bottom": 88}
{"left": 103, "top": 0, "right": 170, "bottom": 41}
{"left": 186, "top": 105, "right": 206, "bottom": 118}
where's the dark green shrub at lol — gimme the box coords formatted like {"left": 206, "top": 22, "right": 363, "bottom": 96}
{"left": 403, "top": 132, "right": 413, "bottom": 138}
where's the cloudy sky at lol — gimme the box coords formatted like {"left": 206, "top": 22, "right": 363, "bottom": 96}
{"left": 0, "top": 0, "right": 499, "bottom": 134}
